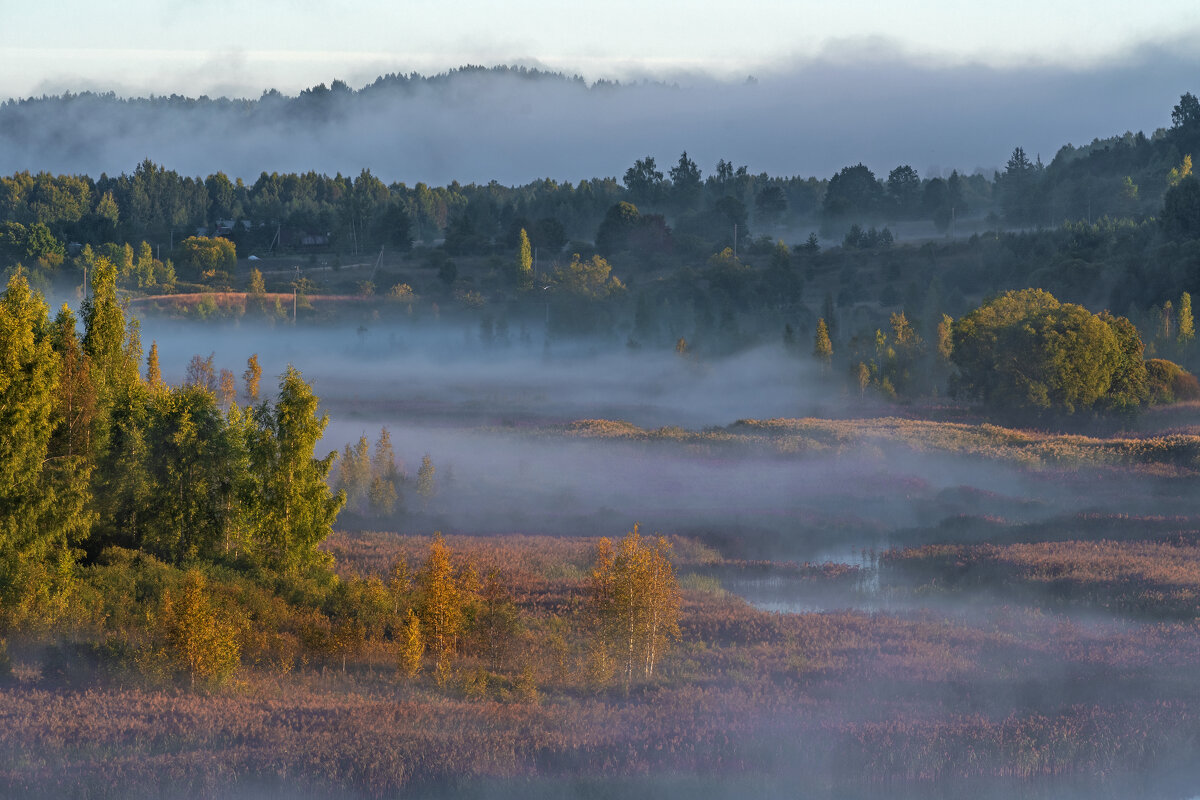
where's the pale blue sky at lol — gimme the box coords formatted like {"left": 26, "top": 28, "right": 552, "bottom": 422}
{"left": 1, "top": 0, "right": 1197, "bottom": 97}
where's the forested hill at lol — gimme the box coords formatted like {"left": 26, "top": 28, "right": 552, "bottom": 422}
{"left": 1, "top": 61, "right": 1193, "bottom": 191}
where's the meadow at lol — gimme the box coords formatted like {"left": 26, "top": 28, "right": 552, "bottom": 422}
{"left": 4, "top": 399, "right": 1200, "bottom": 798}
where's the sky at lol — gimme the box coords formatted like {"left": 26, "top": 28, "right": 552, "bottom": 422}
{"left": 2, "top": 0, "right": 1198, "bottom": 98}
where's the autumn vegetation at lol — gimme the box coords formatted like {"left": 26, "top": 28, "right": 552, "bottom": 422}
{"left": 3, "top": 90, "right": 1200, "bottom": 798}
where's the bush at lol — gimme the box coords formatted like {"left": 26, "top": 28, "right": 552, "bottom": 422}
{"left": 1146, "top": 358, "right": 1200, "bottom": 404}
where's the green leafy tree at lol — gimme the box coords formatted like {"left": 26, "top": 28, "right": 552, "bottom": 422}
{"left": 0, "top": 273, "right": 78, "bottom": 623}
{"left": 951, "top": 289, "right": 1144, "bottom": 416}
{"left": 139, "top": 385, "right": 242, "bottom": 563}
{"left": 886, "top": 165, "right": 922, "bottom": 218}
{"left": 547, "top": 253, "right": 625, "bottom": 299}
{"left": 178, "top": 236, "right": 236, "bottom": 286}
{"left": 668, "top": 151, "right": 703, "bottom": 208}
{"left": 1171, "top": 92, "right": 1200, "bottom": 131}
{"left": 1098, "top": 311, "right": 1150, "bottom": 414}
{"left": 823, "top": 164, "right": 883, "bottom": 221}
{"left": 622, "top": 156, "right": 665, "bottom": 205}
{"left": 1163, "top": 176, "right": 1200, "bottom": 239}
{"left": 595, "top": 201, "right": 641, "bottom": 257}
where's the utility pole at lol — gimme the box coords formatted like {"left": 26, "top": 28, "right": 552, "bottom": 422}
{"left": 733, "top": 223, "right": 738, "bottom": 260}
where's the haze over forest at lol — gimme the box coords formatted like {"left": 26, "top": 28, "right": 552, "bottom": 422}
{"left": 2, "top": 49, "right": 1197, "bottom": 184}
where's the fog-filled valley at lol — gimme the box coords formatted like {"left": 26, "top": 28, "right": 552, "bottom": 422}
{"left": 143, "top": 317, "right": 1197, "bottom": 561}
{"left": 5, "top": 38, "right": 1200, "bottom": 799}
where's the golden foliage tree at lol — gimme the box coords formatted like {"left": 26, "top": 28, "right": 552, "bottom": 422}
{"left": 418, "top": 532, "right": 463, "bottom": 682}
{"left": 813, "top": 318, "right": 833, "bottom": 368}
{"left": 160, "top": 570, "right": 240, "bottom": 688}
{"left": 243, "top": 353, "right": 262, "bottom": 403}
{"left": 398, "top": 608, "right": 424, "bottom": 679}
{"left": 590, "top": 525, "right": 681, "bottom": 691}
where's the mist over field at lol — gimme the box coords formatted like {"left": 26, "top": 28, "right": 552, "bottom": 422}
{"left": 6, "top": 21, "right": 1200, "bottom": 792}
{"left": 2, "top": 48, "right": 1196, "bottom": 184}
{"left": 138, "top": 317, "right": 1193, "bottom": 564}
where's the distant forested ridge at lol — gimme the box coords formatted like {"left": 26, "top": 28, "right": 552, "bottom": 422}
{"left": 1, "top": 89, "right": 1199, "bottom": 415}
{"left": 0, "top": 86, "right": 1195, "bottom": 245}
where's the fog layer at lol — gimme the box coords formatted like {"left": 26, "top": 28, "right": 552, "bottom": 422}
{"left": 3, "top": 49, "right": 1196, "bottom": 184}
{"left": 138, "top": 318, "right": 1192, "bottom": 563}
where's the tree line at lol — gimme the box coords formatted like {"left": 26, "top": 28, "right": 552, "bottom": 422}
{"left": 3, "top": 92, "right": 1195, "bottom": 277}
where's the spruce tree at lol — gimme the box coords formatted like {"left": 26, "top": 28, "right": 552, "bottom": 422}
{"left": 249, "top": 365, "right": 344, "bottom": 573}
{"left": 369, "top": 427, "right": 400, "bottom": 515}
{"left": 516, "top": 228, "right": 533, "bottom": 289}
{"left": 146, "top": 341, "right": 162, "bottom": 389}
{"left": 417, "top": 454, "right": 435, "bottom": 508}
{"left": 0, "top": 273, "right": 82, "bottom": 623}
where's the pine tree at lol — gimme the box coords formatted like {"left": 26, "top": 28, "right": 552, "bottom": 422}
{"left": 813, "top": 318, "right": 833, "bottom": 368}
{"left": 247, "top": 365, "right": 344, "bottom": 573}
{"left": 0, "top": 273, "right": 69, "bottom": 619}
{"left": 369, "top": 426, "right": 400, "bottom": 515}
{"left": 337, "top": 436, "right": 371, "bottom": 513}
{"left": 82, "top": 255, "right": 140, "bottom": 403}
{"left": 516, "top": 228, "right": 533, "bottom": 289}
{"left": 146, "top": 341, "right": 162, "bottom": 389}
{"left": 50, "top": 305, "right": 98, "bottom": 461}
